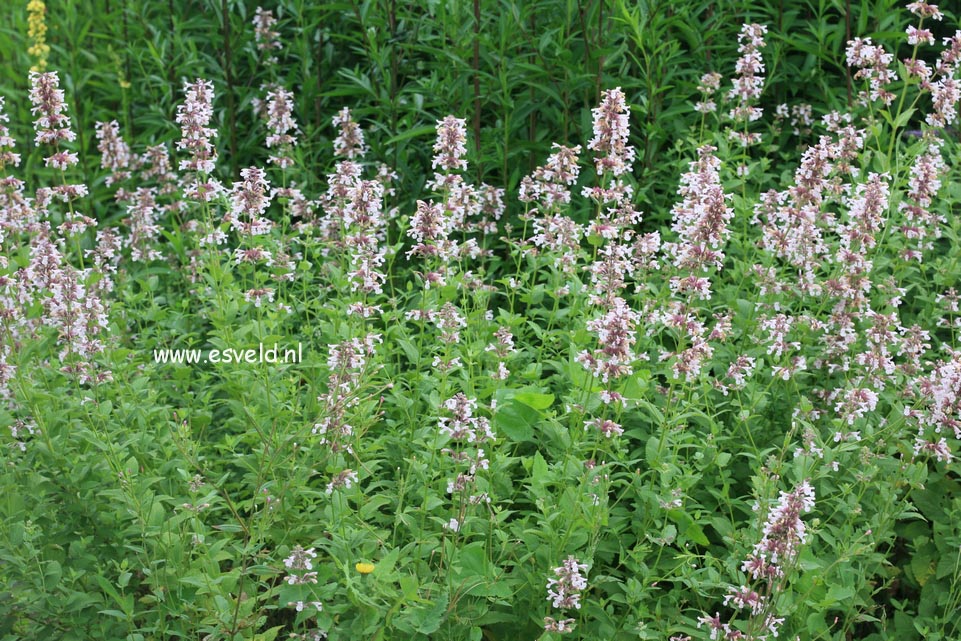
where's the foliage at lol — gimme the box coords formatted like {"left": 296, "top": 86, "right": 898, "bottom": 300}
{"left": 1, "top": 1, "right": 960, "bottom": 641}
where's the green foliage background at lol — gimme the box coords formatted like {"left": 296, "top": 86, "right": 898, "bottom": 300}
{"left": 2, "top": 2, "right": 961, "bottom": 641}
{"left": 0, "top": 0, "right": 919, "bottom": 223}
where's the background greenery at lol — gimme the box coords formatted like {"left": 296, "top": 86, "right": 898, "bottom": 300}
{"left": 0, "top": 0, "right": 924, "bottom": 226}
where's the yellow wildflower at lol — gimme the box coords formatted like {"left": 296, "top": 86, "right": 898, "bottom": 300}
{"left": 27, "top": 0, "right": 50, "bottom": 72}
{"left": 355, "top": 562, "right": 375, "bottom": 574}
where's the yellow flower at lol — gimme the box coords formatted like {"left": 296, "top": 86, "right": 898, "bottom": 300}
{"left": 355, "top": 562, "right": 375, "bottom": 574}
{"left": 26, "top": 0, "right": 49, "bottom": 72}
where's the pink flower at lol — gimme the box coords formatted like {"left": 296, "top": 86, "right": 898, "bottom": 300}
{"left": 175, "top": 78, "right": 218, "bottom": 174}
{"left": 432, "top": 115, "right": 468, "bottom": 172}
{"left": 253, "top": 7, "right": 282, "bottom": 62}
{"left": 265, "top": 87, "right": 298, "bottom": 167}
{"left": 0, "top": 96, "right": 21, "bottom": 168}
{"left": 846, "top": 38, "right": 896, "bottom": 105}
{"left": 546, "top": 556, "right": 589, "bottom": 610}
{"left": 95, "top": 120, "right": 134, "bottom": 186}
{"left": 728, "top": 24, "right": 768, "bottom": 123}
{"left": 332, "top": 107, "right": 367, "bottom": 159}
{"left": 588, "top": 87, "right": 635, "bottom": 176}
{"left": 29, "top": 71, "right": 77, "bottom": 146}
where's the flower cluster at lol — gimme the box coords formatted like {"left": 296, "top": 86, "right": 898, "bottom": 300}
{"left": 125, "top": 188, "right": 163, "bottom": 262}
{"left": 0, "top": 97, "right": 20, "bottom": 170}
{"left": 439, "top": 394, "right": 493, "bottom": 516}
{"left": 576, "top": 296, "right": 640, "bottom": 384}
{"left": 283, "top": 545, "right": 318, "bottom": 585}
{"left": 253, "top": 7, "right": 282, "bottom": 64}
{"left": 906, "top": 350, "right": 961, "bottom": 463}
{"left": 587, "top": 87, "right": 635, "bottom": 177}
{"left": 227, "top": 166, "right": 273, "bottom": 235}
{"left": 846, "top": 38, "right": 896, "bottom": 105}
{"left": 95, "top": 120, "right": 135, "bottom": 187}
{"left": 265, "top": 87, "right": 298, "bottom": 168}
{"left": 343, "top": 179, "right": 387, "bottom": 298}
{"left": 25, "top": 228, "right": 112, "bottom": 384}
{"left": 695, "top": 71, "right": 723, "bottom": 114}
{"left": 519, "top": 143, "right": 582, "bottom": 209}
{"left": 699, "top": 481, "right": 815, "bottom": 641}
{"left": 728, "top": 23, "right": 768, "bottom": 132}
{"left": 332, "top": 107, "right": 368, "bottom": 159}
{"left": 432, "top": 115, "right": 468, "bottom": 172}
{"left": 544, "top": 556, "right": 589, "bottom": 633}
{"left": 29, "top": 71, "right": 77, "bottom": 151}
{"left": 313, "top": 334, "right": 382, "bottom": 453}
{"left": 175, "top": 78, "right": 222, "bottom": 201}
{"left": 664, "top": 145, "right": 732, "bottom": 300}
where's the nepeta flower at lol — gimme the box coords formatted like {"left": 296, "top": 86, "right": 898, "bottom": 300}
{"left": 584, "top": 417, "right": 624, "bottom": 438}
{"left": 926, "top": 77, "right": 960, "bottom": 127}
{"left": 846, "top": 38, "right": 896, "bottom": 105}
{"left": 753, "top": 479, "right": 815, "bottom": 568}
{"left": 176, "top": 79, "right": 222, "bottom": 203}
{"left": 344, "top": 179, "right": 387, "bottom": 295}
{"left": 907, "top": 2, "right": 943, "bottom": 19}
{"left": 228, "top": 166, "right": 272, "bottom": 231}
{"left": 406, "top": 199, "right": 455, "bottom": 262}
{"left": 325, "top": 469, "right": 359, "bottom": 495}
{"left": 283, "top": 545, "right": 318, "bottom": 585}
{"left": 432, "top": 115, "right": 468, "bottom": 172}
{"left": 546, "top": 556, "right": 589, "bottom": 610}
{"left": 253, "top": 7, "right": 282, "bottom": 63}
{"left": 265, "top": 87, "right": 298, "bottom": 168}
{"left": 0, "top": 97, "right": 21, "bottom": 168}
{"left": 906, "top": 24, "right": 934, "bottom": 46}
{"left": 588, "top": 87, "right": 635, "bottom": 177}
{"left": 695, "top": 71, "right": 723, "bottom": 114}
{"left": 29, "top": 71, "right": 76, "bottom": 146}
{"left": 439, "top": 393, "right": 494, "bottom": 443}
{"left": 576, "top": 296, "right": 640, "bottom": 383}
{"left": 729, "top": 24, "right": 768, "bottom": 123}
{"left": 126, "top": 188, "right": 163, "bottom": 261}
{"left": 95, "top": 120, "right": 134, "bottom": 186}
{"left": 313, "top": 334, "right": 381, "bottom": 453}
{"left": 664, "top": 145, "right": 732, "bottom": 299}
{"left": 544, "top": 617, "right": 577, "bottom": 633}
{"left": 332, "top": 107, "right": 368, "bottom": 159}
{"left": 519, "top": 144, "right": 582, "bottom": 209}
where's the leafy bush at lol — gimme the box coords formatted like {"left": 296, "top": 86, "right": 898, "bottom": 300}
{"left": 1, "top": 1, "right": 961, "bottom": 641}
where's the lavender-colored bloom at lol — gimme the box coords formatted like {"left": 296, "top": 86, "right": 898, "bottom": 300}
{"left": 728, "top": 24, "right": 768, "bottom": 124}
{"left": 432, "top": 115, "right": 468, "bottom": 172}
{"left": 265, "top": 87, "right": 298, "bottom": 167}
{"left": 588, "top": 87, "right": 635, "bottom": 177}
{"left": 29, "top": 71, "right": 77, "bottom": 147}
{"left": 332, "top": 107, "right": 367, "bottom": 159}
{"left": 753, "top": 479, "right": 815, "bottom": 567}
{"left": 664, "top": 145, "right": 732, "bottom": 300}
{"left": 126, "top": 188, "right": 163, "bottom": 262}
{"left": 253, "top": 7, "right": 282, "bottom": 63}
{"left": 0, "top": 97, "right": 21, "bottom": 168}
{"left": 576, "top": 296, "right": 640, "bottom": 383}
{"left": 176, "top": 78, "right": 218, "bottom": 175}
{"left": 846, "top": 37, "right": 896, "bottom": 105}
{"left": 95, "top": 120, "right": 134, "bottom": 186}
{"left": 439, "top": 393, "right": 494, "bottom": 443}
{"left": 227, "top": 166, "right": 273, "bottom": 235}
{"left": 546, "top": 556, "right": 589, "bottom": 610}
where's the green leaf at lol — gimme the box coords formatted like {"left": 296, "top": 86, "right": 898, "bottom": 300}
{"left": 513, "top": 391, "right": 554, "bottom": 411}
{"left": 494, "top": 399, "right": 538, "bottom": 442}
{"left": 532, "top": 451, "right": 550, "bottom": 485}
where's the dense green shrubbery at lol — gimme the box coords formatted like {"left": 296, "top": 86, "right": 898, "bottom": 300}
{"left": 1, "top": 1, "right": 961, "bottom": 641}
